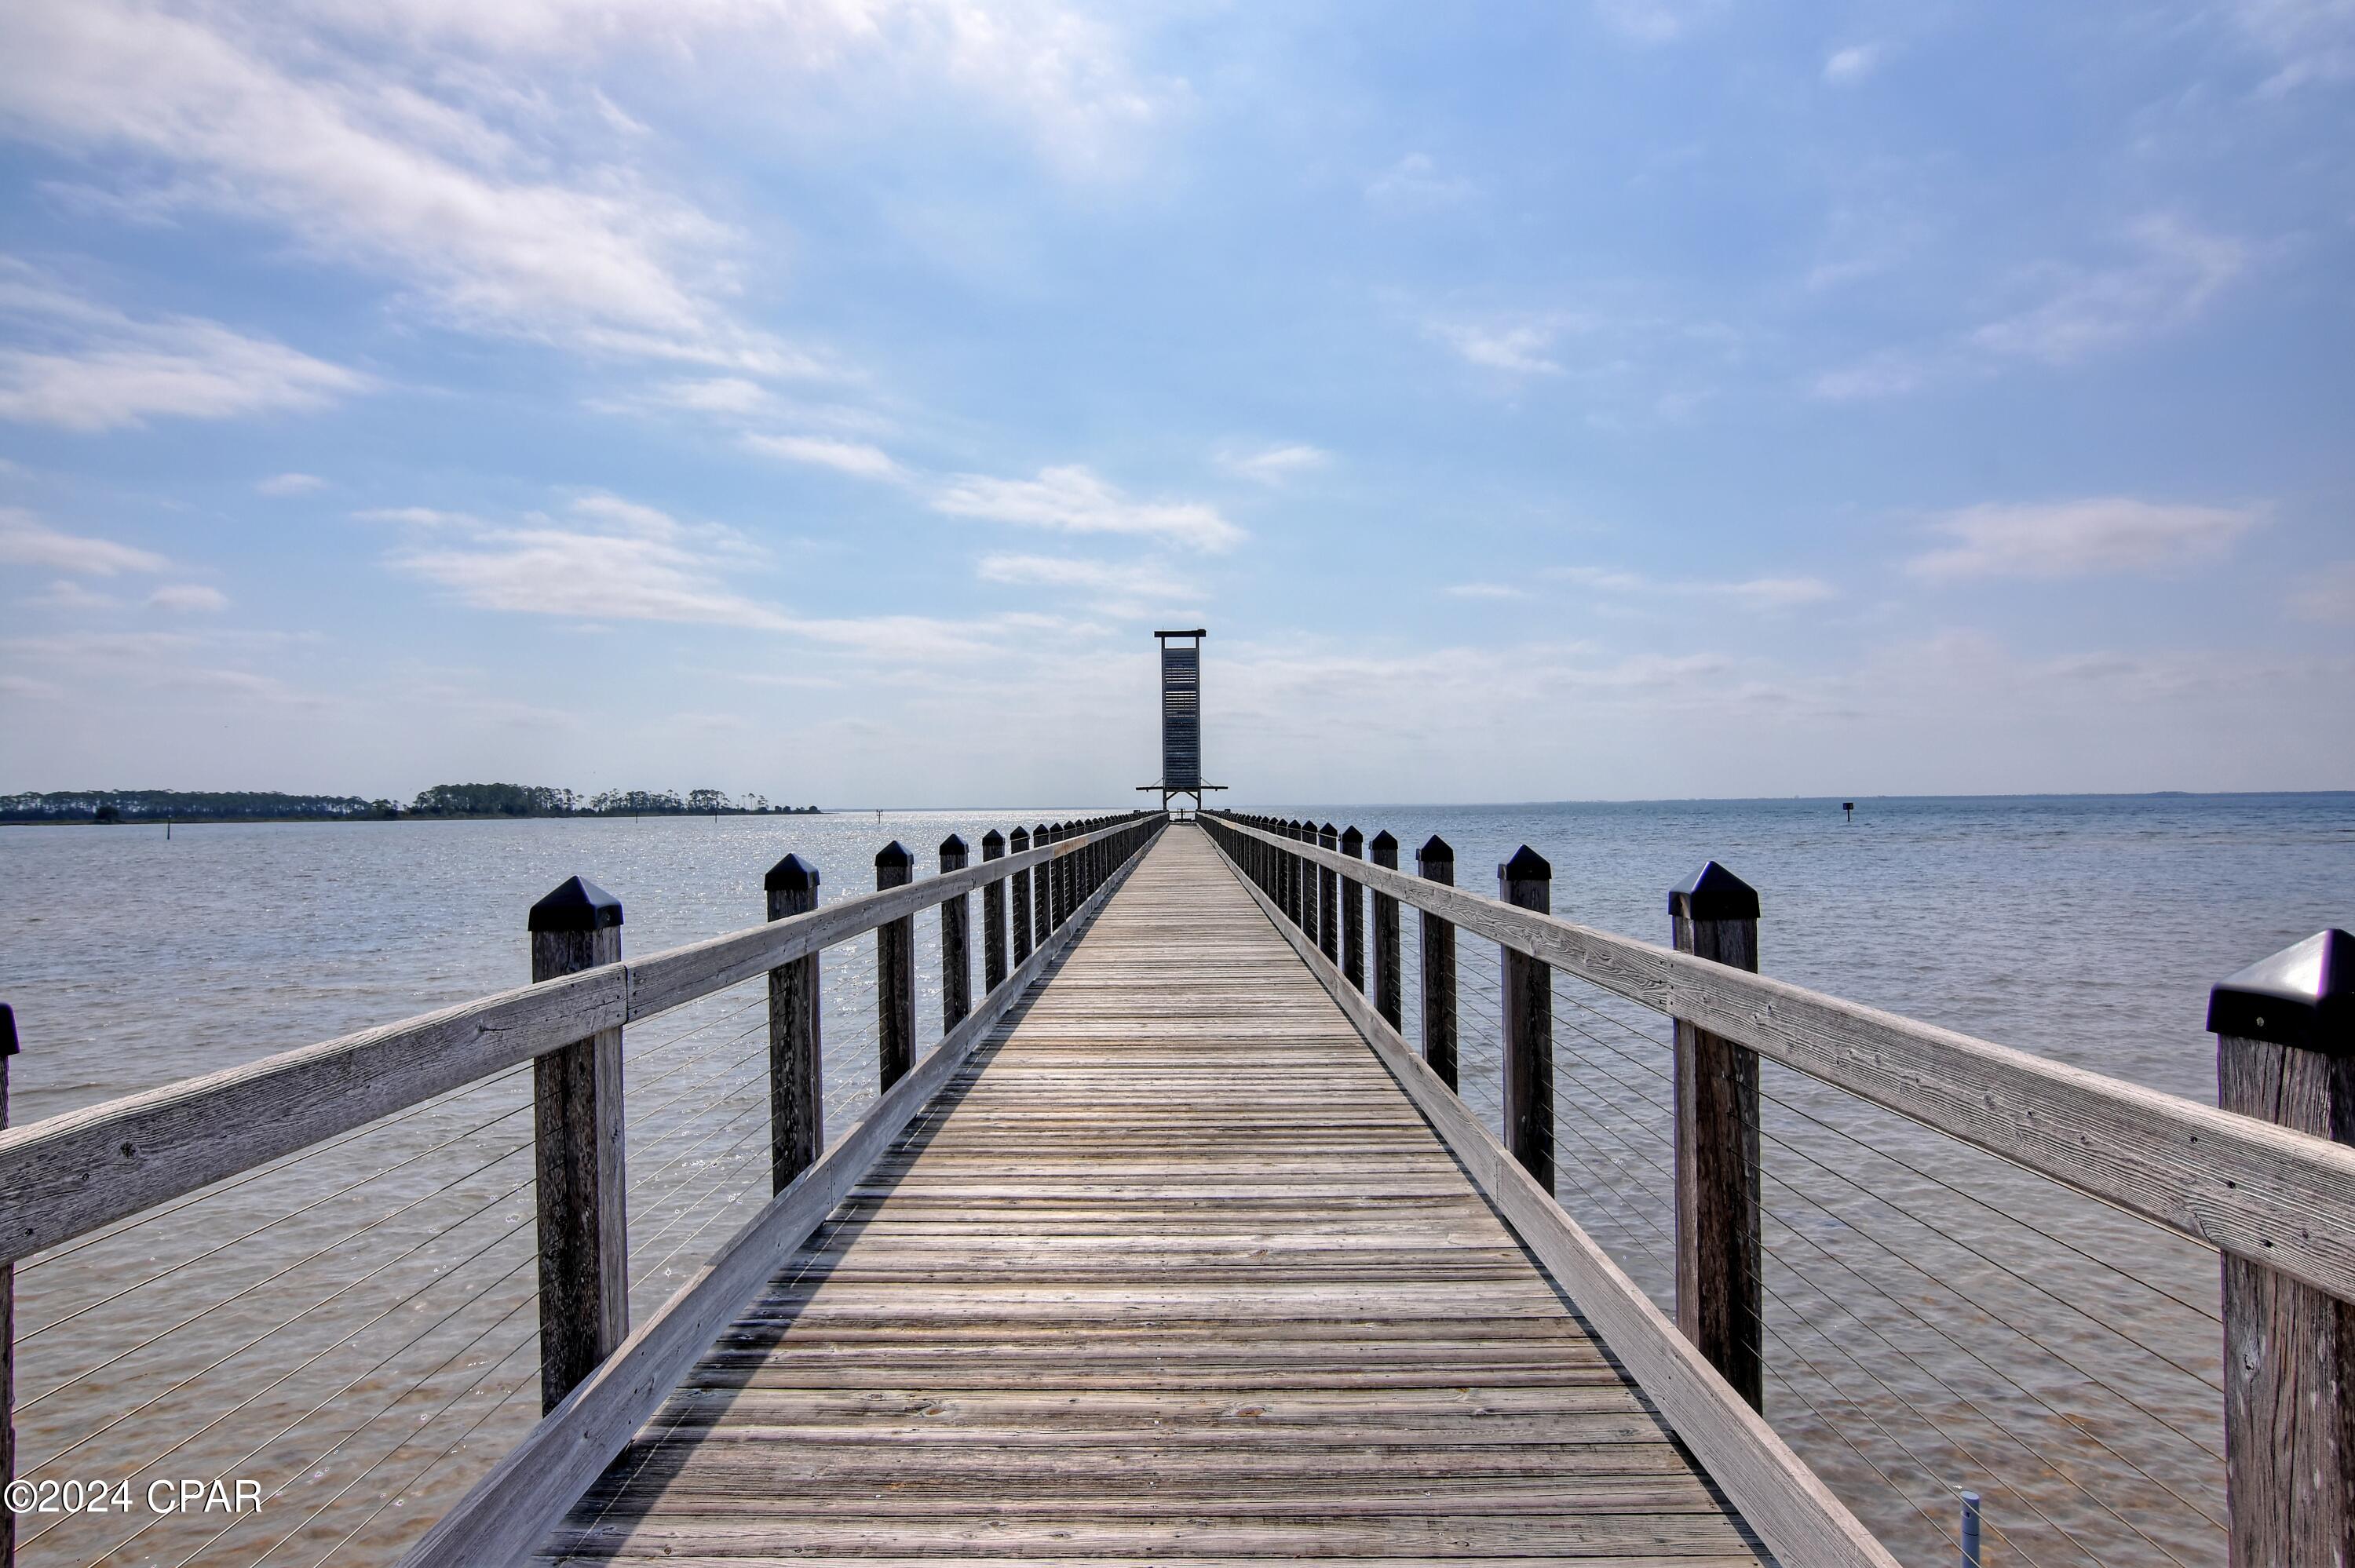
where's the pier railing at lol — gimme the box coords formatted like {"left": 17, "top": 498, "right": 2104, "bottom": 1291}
{"left": 0, "top": 811, "right": 1164, "bottom": 1567}
{"left": 1201, "top": 810, "right": 2352, "bottom": 1568}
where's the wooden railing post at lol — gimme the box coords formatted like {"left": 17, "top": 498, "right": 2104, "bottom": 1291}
{"left": 1045, "top": 822, "right": 1065, "bottom": 928}
{"left": 2, "top": 1003, "right": 16, "bottom": 1568}
{"left": 939, "top": 835, "right": 971, "bottom": 1031}
{"left": 874, "top": 841, "right": 915, "bottom": 1091}
{"left": 1670, "top": 861, "right": 1763, "bottom": 1410}
{"left": 764, "top": 853, "right": 823, "bottom": 1194}
{"left": 1416, "top": 836, "right": 1459, "bottom": 1090}
{"left": 1280, "top": 819, "right": 1295, "bottom": 924}
{"left": 1316, "top": 823, "right": 1341, "bottom": 962}
{"left": 1291, "top": 819, "right": 1309, "bottom": 928}
{"left": 528, "top": 875, "right": 629, "bottom": 1413}
{"left": 1010, "top": 826, "right": 1034, "bottom": 965}
{"left": 1304, "top": 821, "right": 1323, "bottom": 938}
{"left": 1499, "top": 847, "right": 1554, "bottom": 1186}
{"left": 1339, "top": 826, "right": 1366, "bottom": 993}
{"left": 981, "top": 830, "right": 1008, "bottom": 992}
{"left": 1032, "top": 824, "right": 1053, "bottom": 950}
{"left": 1370, "top": 830, "right": 1401, "bottom": 1028}
{"left": 2209, "top": 928, "right": 2355, "bottom": 1566}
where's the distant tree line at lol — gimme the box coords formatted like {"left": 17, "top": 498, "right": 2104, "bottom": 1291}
{"left": 2, "top": 785, "right": 823, "bottom": 824}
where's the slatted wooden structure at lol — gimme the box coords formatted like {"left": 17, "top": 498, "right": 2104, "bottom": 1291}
{"left": 535, "top": 826, "right": 1775, "bottom": 1566}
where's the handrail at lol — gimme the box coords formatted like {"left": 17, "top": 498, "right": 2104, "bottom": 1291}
{"left": 0, "top": 812, "right": 1161, "bottom": 1265}
{"left": 397, "top": 815, "right": 1166, "bottom": 1568}
{"left": 1204, "top": 812, "right": 2355, "bottom": 1307}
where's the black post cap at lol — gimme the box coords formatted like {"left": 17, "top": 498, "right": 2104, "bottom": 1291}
{"left": 875, "top": 841, "right": 914, "bottom": 870}
{"left": 1320, "top": 822, "right": 1338, "bottom": 840}
{"left": 1341, "top": 826, "right": 1364, "bottom": 854}
{"left": 981, "top": 829, "right": 1006, "bottom": 853}
{"left": 1671, "top": 862, "right": 1759, "bottom": 922}
{"left": 1, "top": 1001, "right": 17, "bottom": 1058}
{"left": 764, "top": 852, "right": 820, "bottom": 893}
{"left": 1010, "top": 826, "right": 1030, "bottom": 847}
{"left": 940, "top": 833, "right": 969, "bottom": 856}
{"left": 1500, "top": 845, "right": 1552, "bottom": 883}
{"left": 2207, "top": 928, "right": 2353, "bottom": 1052}
{"left": 529, "top": 875, "right": 623, "bottom": 932}
{"left": 1370, "top": 829, "right": 1397, "bottom": 853}
{"left": 1417, "top": 834, "right": 1453, "bottom": 864}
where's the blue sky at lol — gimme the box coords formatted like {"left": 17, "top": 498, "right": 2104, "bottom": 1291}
{"left": 1, "top": 0, "right": 2349, "bottom": 806}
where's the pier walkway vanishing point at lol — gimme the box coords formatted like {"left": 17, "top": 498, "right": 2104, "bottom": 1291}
{"left": 535, "top": 824, "right": 1789, "bottom": 1566}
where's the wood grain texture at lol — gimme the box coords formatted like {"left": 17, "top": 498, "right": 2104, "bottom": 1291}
{"left": 982, "top": 839, "right": 1009, "bottom": 994}
{"left": 1671, "top": 911, "right": 1762, "bottom": 1413}
{"left": 400, "top": 822, "right": 1164, "bottom": 1568}
{"left": 1498, "top": 859, "right": 1553, "bottom": 1188}
{"left": 768, "top": 877, "right": 823, "bottom": 1195}
{"left": 1198, "top": 821, "right": 1897, "bottom": 1568}
{"left": 528, "top": 826, "right": 1775, "bottom": 1568}
{"left": 1209, "top": 815, "right": 2355, "bottom": 1307}
{"left": 940, "top": 841, "right": 972, "bottom": 1033}
{"left": 1417, "top": 845, "right": 1459, "bottom": 1093}
{"left": 1372, "top": 833, "right": 1403, "bottom": 1031}
{"left": 0, "top": 819, "right": 1149, "bottom": 1265}
{"left": 532, "top": 925, "right": 631, "bottom": 1413}
{"left": 2218, "top": 1032, "right": 2355, "bottom": 1566}
{"left": 876, "top": 855, "right": 916, "bottom": 1093}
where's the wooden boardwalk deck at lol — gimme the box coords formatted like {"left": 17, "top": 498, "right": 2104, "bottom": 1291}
{"left": 538, "top": 824, "right": 1771, "bottom": 1566}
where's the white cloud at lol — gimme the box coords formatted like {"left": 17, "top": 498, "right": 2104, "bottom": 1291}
{"left": 978, "top": 552, "right": 1192, "bottom": 600}
{"left": 0, "top": 263, "right": 367, "bottom": 432}
{"left": 374, "top": 489, "right": 1070, "bottom": 665}
{"left": 1970, "top": 216, "right": 2248, "bottom": 366}
{"left": 27, "top": 579, "right": 119, "bottom": 612}
{"left": 352, "top": 505, "right": 481, "bottom": 528}
{"left": 148, "top": 583, "right": 230, "bottom": 612}
{"left": 257, "top": 472, "right": 327, "bottom": 496}
{"left": 0, "top": 507, "right": 169, "bottom": 574}
{"left": 0, "top": 2, "right": 791, "bottom": 370}
{"left": 391, "top": 497, "right": 791, "bottom": 631}
{"left": 1546, "top": 563, "right": 1837, "bottom": 607}
{"left": 0, "top": 1, "right": 1170, "bottom": 374}
{"left": 2290, "top": 560, "right": 2355, "bottom": 622}
{"left": 1816, "top": 215, "right": 2251, "bottom": 398}
{"left": 1823, "top": 43, "right": 1885, "bottom": 84}
{"left": 745, "top": 432, "right": 905, "bottom": 480}
{"left": 2227, "top": 0, "right": 2355, "bottom": 92}
{"left": 653, "top": 377, "right": 771, "bottom": 416}
{"left": 1218, "top": 443, "right": 1330, "bottom": 486}
{"left": 1907, "top": 498, "right": 2263, "bottom": 581}
{"left": 933, "top": 465, "right": 1242, "bottom": 552}
{"left": 1429, "top": 317, "right": 1568, "bottom": 376}
{"left": 299, "top": 0, "right": 1174, "bottom": 178}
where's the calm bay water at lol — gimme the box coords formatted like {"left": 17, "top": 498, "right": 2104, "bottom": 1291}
{"left": 2, "top": 793, "right": 2350, "bottom": 1566}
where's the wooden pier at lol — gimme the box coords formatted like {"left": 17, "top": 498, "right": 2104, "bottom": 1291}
{"left": 2, "top": 803, "right": 2351, "bottom": 1568}
{"left": 539, "top": 826, "right": 1774, "bottom": 1565}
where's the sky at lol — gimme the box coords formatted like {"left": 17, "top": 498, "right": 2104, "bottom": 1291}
{"left": 0, "top": 0, "right": 2350, "bottom": 807}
